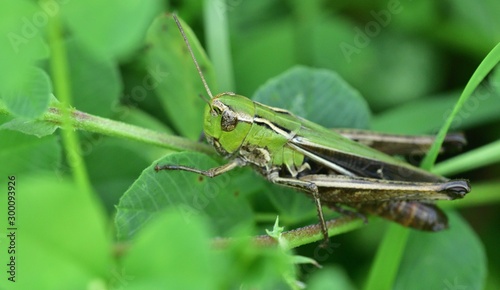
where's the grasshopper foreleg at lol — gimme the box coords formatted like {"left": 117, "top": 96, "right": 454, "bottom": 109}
{"left": 155, "top": 158, "right": 245, "bottom": 177}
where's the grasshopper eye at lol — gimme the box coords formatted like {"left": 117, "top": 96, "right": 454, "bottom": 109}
{"left": 221, "top": 110, "right": 237, "bottom": 132}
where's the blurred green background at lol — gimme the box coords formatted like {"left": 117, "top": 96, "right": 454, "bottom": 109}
{"left": 0, "top": 0, "right": 499, "bottom": 289}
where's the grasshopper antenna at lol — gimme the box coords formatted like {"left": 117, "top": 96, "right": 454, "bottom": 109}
{"left": 172, "top": 14, "right": 214, "bottom": 99}
{"left": 199, "top": 93, "right": 211, "bottom": 105}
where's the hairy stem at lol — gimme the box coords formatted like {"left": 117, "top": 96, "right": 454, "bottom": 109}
{"left": 47, "top": 5, "right": 92, "bottom": 194}
{"left": 42, "top": 107, "right": 214, "bottom": 155}
{"left": 213, "top": 215, "right": 365, "bottom": 250}
{"left": 114, "top": 215, "right": 365, "bottom": 257}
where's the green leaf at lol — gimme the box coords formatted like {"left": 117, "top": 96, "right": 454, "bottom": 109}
{"left": 265, "top": 216, "right": 285, "bottom": 240}
{"left": 63, "top": 0, "right": 162, "bottom": 59}
{"left": 0, "top": 131, "right": 61, "bottom": 175}
{"left": 215, "top": 235, "right": 294, "bottom": 289}
{"left": 394, "top": 211, "right": 486, "bottom": 290}
{"left": 264, "top": 184, "right": 316, "bottom": 223}
{"left": 291, "top": 255, "right": 321, "bottom": 268}
{"left": 0, "top": 175, "right": 111, "bottom": 288}
{"left": 433, "top": 139, "right": 500, "bottom": 176}
{"left": 311, "top": 17, "right": 443, "bottom": 110}
{"left": 115, "top": 152, "right": 254, "bottom": 240}
{"left": 372, "top": 92, "right": 465, "bottom": 134}
{"left": 0, "top": 114, "right": 57, "bottom": 137}
{"left": 122, "top": 209, "right": 217, "bottom": 290}
{"left": 348, "top": 36, "right": 441, "bottom": 110}
{"left": 122, "top": 210, "right": 293, "bottom": 289}
{"left": 432, "top": 0, "right": 499, "bottom": 55}
{"left": 421, "top": 43, "right": 500, "bottom": 169}
{"left": 66, "top": 39, "right": 122, "bottom": 117}
{"left": 0, "top": 0, "right": 48, "bottom": 92}
{"left": 84, "top": 137, "right": 153, "bottom": 214}
{"left": 230, "top": 17, "right": 296, "bottom": 97}
{"left": 1, "top": 67, "right": 52, "bottom": 119}
{"left": 372, "top": 85, "right": 500, "bottom": 134}
{"left": 252, "top": 66, "right": 371, "bottom": 129}
{"left": 144, "top": 14, "right": 217, "bottom": 140}
{"left": 307, "top": 266, "right": 356, "bottom": 290}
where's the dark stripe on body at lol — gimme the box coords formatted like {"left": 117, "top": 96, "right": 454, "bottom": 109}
{"left": 296, "top": 142, "right": 445, "bottom": 182}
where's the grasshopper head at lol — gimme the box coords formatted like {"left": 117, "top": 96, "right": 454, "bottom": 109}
{"left": 203, "top": 92, "right": 255, "bottom": 157}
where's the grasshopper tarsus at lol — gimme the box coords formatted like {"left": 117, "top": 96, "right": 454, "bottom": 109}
{"left": 154, "top": 164, "right": 179, "bottom": 172}
{"left": 319, "top": 238, "right": 330, "bottom": 249}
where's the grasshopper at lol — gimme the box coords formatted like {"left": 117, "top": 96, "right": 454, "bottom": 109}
{"left": 155, "top": 15, "right": 470, "bottom": 242}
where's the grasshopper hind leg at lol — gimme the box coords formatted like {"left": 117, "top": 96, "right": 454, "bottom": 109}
{"left": 267, "top": 171, "right": 330, "bottom": 246}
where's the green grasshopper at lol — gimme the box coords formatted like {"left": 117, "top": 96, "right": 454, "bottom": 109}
{"left": 155, "top": 15, "right": 470, "bottom": 242}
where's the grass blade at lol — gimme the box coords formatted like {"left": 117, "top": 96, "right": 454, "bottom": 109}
{"left": 421, "top": 42, "right": 500, "bottom": 170}
{"left": 366, "top": 41, "right": 500, "bottom": 290}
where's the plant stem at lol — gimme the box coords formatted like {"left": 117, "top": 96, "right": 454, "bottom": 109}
{"left": 284, "top": 215, "right": 366, "bottom": 249}
{"left": 433, "top": 139, "right": 500, "bottom": 176}
{"left": 204, "top": 0, "right": 235, "bottom": 92}
{"left": 0, "top": 102, "right": 215, "bottom": 155}
{"left": 366, "top": 42, "right": 500, "bottom": 290}
{"left": 42, "top": 107, "right": 214, "bottom": 155}
{"left": 364, "top": 225, "right": 410, "bottom": 290}
{"left": 290, "top": 0, "right": 321, "bottom": 65}
{"left": 47, "top": 4, "right": 92, "bottom": 194}
{"left": 212, "top": 215, "right": 365, "bottom": 249}
{"left": 112, "top": 216, "right": 365, "bottom": 258}
{"left": 421, "top": 42, "right": 500, "bottom": 169}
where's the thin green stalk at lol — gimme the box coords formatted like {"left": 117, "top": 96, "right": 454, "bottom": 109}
{"left": 116, "top": 216, "right": 365, "bottom": 255}
{"left": 42, "top": 108, "right": 214, "bottom": 155}
{"left": 365, "top": 42, "right": 500, "bottom": 290}
{"left": 290, "top": 0, "right": 321, "bottom": 65}
{"left": 421, "top": 42, "right": 500, "bottom": 169}
{"left": 211, "top": 215, "right": 366, "bottom": 249}
{"left": 284, "top": 216, "right": 366, "bottom": 249}
{"left": 433, "top": 139, "right": 500, "bottom": 176}
{"left": 364, "top": 225, "right": 410, "bottom": 290}
{"left": 204, "top": 0, "right": 235, "bottom": 92}
{"left": 47, "top": 4, "right": 92, "bottom": 194}
{"left": 0, "top": 104, "right": 215, "bottom": 155}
